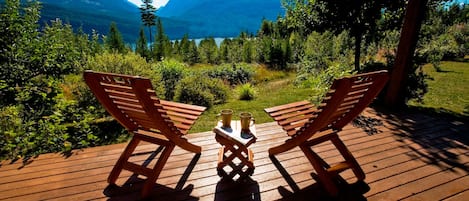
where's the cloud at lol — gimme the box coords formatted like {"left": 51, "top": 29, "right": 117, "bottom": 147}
{"left": 127, "top": 0, "right": 169, "bottom": 9}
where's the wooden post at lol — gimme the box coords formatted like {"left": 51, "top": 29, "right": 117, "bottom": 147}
{"left": 384, "top": 0, "right": 428, "bottom": 107}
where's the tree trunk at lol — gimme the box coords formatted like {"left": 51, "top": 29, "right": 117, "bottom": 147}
{"left": 148, "top": 26, "right": 153, "bottom": 51}
{"left": 384, "top": 0, "right": 428, "bottom": 108}
{"left": 354, "top": 31, "right": 362, "bottom": 72}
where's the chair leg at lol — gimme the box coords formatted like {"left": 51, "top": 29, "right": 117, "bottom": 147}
{"left": 141, "top": 144, "right": 175, "bottom": 198}
{"left": 330, "top": 135, "right": 365, "bottom": 180}
{"left": 107, "top": 137, "right": 141, "bottom": 184}
{"left": 299, "top": 144, "right": 339, "bottom": 196}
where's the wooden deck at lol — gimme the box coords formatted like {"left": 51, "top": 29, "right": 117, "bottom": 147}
{"left": 1, "top": 108, "right": 468, "bottom": 201}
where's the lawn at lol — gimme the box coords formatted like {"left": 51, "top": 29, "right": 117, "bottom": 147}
{"left": 190, "top": 73, "right": 316, "bottom": 133}
{"left": 192, "top": 59, "right": 469, "bottom": 133}
{"left": 408, "top": 59, "right": 469, "bottom": 117}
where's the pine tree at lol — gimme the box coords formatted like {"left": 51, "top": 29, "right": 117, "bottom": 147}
{"left": 135, "top": 27, "right": 149, "bottom": 58}
{"left": 140, "top": 0, "right": 156, "bottom": 49}
{"left": 105, "top": 22, "right": 126, "bottom": 53}
{"left": 153, "top": 18, "right": 170, "bottom": 61}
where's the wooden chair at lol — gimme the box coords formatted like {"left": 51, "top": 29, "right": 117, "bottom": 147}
{"left": 264, "top": 70, "right": 389, "bottom": 196}
{"left": 84, "top": 71, "right": 206, "bottom": 198}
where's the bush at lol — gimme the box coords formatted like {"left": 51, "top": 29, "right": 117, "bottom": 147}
{"left": 174, "top": 75, "right": 230, "bottom": 108}
{"left": 205, "top": 63, "right": 254, "bottom": 86}
{"left": 295, "top": 60, "right": 354, "bottom": 104}
{"left": 153, "top": 59, "right": 189, "bottom": 100}
{"left": 86, "top": 51, "right": 165, "bottom": 98}
{"left": 236, "top": 83, "right": 256, "bottom": 100}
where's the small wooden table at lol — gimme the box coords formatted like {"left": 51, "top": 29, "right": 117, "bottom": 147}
{"left": 213, "top": 120, "right": 256, "bottom": 181}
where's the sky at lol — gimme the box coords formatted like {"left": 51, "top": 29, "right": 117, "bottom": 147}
{"left": 128, "top": 0, "right": 169, "bottom": 9}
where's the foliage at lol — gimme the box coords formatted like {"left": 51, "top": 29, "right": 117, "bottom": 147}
{"left": 236, "top": 83, "right": 256, "bottom": 100}
{"left": 252, "top": 64, "right": 289, "bottom": 83}
{"left": 199, "top": 37, "right": 219, "bottom": 64}
{"left": 418, "top": 4, "right": 468, "bottom": 71}
{"left": 153, "top": 18, "right": 171, "bottom": 61}
{"left": 135, "top": 27, "right": 149, "bottom": 58}
{"left": 0, "top": 0, "right": 103, "bottom": 160}
{"left": 153, "top": 59, "right": 188, "bottom": 100}
{"left": 448, "top": 23, "right": 469, "bottom": 57}
{"left": 174, "top": 75, "right": 230, "bottom": 108}
{"left": 139, "top": 0, "right": 156, "bottom": 44}
{"left": 282, "top": 0, "right": 407, "bottom": 70}
{"left": 205, "top": 63, "right": 254, "bottom": 86}
{"left": 105, "top": 22, "right": 127, "bottom": 54}
{"left": 0, "top": 1, "right": 88, "bottom": 106}
{"left": 295, "top": 59, "right": 354, "bottom": 104}
{"left": 85, "top": 51, "right": 165, "bottom": 97}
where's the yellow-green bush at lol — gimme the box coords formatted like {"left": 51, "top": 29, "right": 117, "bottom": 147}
{"left": 86, "top": 51, "right": 165, "bottom": 97}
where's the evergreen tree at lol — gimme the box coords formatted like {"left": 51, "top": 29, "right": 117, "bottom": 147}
{"left": 187, "top": 40, "right": 199, "bottom": 64}
{"left": 180, "top": 34, "right": 191, "bottom": 62}
{"left": 140, "top": 0, "right": 156, "bottom": 49}
{"left": 242, "top": 39, "right": 253, "bottom": 63}
{"left": 199, "top": 37, "right": 218, "bottom": 64}
{"left": 135, "top": 27, "right": 149, "bottom": 58}
{"left": 153, "top": 18, "right": 170, "bottom": 61}
{"left": 219, "top": 39, "right": 231, "bottom": 63}
{"left": 105, "top": 22, "right": 126, "bottom": 53}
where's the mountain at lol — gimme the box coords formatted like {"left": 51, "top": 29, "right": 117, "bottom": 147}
{"left": 158, "top": 0, "right": 285, "bottom": 38}
{"left": 38, "top": 0, "right": 144, "bottom": 42}
{"left": 1, "top": 0, "right": 285, "bottom": 42}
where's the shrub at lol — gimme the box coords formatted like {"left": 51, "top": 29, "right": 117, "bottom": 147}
{"left": 153, "top": 59, "right": 189, "bottom": 100}
{"left": 295, "top": 60, "right": 353, "bottom": 104}
{"left": 174, "top": 75, "right": 230, "bottom": 108}
{"left": 86, "top": 51, "right": 165, "bottom": 98}
{"left": 236, "top": 83, "right": 256, "bottom": 100}
{"left": 205, "top": 63, "right": 254, "bottom": 86}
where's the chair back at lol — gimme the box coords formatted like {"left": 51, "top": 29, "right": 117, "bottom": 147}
{"left": 83, "top": 71, "right": 181, "bottom": 137}
{"left": 297, "top": 70, "right": 389, "bottom": 136}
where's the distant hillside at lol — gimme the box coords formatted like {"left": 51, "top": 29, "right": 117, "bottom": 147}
{"left": 1, "top": 0, "right": 285, "bottom": 41}
{"left": 158, "top": 0, "right": 285, "bottom": 37}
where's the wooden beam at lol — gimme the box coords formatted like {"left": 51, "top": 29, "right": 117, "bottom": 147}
{"left": 384, "top": 0, "right": 428, "bottom": 107}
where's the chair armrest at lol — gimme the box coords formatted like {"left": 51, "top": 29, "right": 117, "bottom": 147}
{"left": 157, "top": 100, "right": 206, "bottom": 134}
{"left": 264, "top": 100, "right": 318, "bottom": 136}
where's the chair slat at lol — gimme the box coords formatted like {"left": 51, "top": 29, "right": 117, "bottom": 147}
{"left": 264, "top": 100, "right": 311, "bottom": 113}
{"left": 269, "top": 104, "right": 314, "bottom": 117}
{"left": 100, "top": 82, "right": 133, "bottom": 92}
{"left": 113, "top": 100, "right": 143, "bottom": 110}
{"left": 159, "top": 100, "right": 206, "bottom": 112}
{"left": 283, "top": 120, "right": 308, "bottom": 132}
{"left": 273, "top": 108, "right": 319, "bottom": 121}
{"left": 278, "top": 114, "right": 316, "bottom": 126}
{"left": 106, "top": 90, "right": 138, "bottom": 101}
{"left": 166, "top": 115, "right": 195, "bottom": 125}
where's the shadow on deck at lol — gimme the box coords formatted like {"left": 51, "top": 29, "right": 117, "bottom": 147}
{"left": 0, "top": 107, "right": 468, "bottom": 201}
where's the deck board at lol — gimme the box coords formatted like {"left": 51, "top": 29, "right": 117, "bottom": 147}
{"left": 0, "top": 108, "right": 468, "bottom": 201}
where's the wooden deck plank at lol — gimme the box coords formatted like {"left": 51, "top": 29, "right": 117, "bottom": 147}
{"left": 0, "top": 109, "right": 468, "bottom": 200}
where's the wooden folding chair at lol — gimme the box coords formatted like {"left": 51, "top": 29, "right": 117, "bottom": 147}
{"left": 264, "top": 70, "right": 389, "bottom": 196}
{"left": 84, "top": 71, "right": 206, "bottom": 198}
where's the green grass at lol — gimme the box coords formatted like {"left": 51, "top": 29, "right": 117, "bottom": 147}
{"left": 190, "top": 73, "right": 316, "bottom": 133}
{"left": 408, "top": 59, "right": 469, "bottom": 117}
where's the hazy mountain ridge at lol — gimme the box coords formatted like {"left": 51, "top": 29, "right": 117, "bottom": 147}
{"left": 1, "top": 0, "right": 285, "bottom": 41}
{"left": 158, "top": 0, "right": 284, "bottom": 37}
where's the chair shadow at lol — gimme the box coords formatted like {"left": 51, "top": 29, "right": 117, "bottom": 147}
{"left": 214, "top": 177, "right": 261, "bottom": 201}
{"left": 270, "top": 155, "right": 369, "bottom": 201}
{"left": 104, "top": 146, "right": 201, "bottom": 200}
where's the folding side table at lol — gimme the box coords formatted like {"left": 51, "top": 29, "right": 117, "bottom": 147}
{"left": 213, "top": 120, "right": 256, "bottom": 180}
